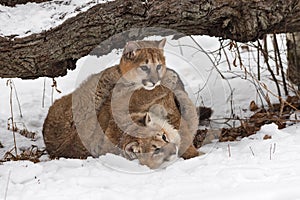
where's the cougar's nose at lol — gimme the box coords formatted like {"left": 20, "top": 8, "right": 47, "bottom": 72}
{"left": 150, "top": 77, "right": 159, "bottom": 85}
{"left": 163, "top": 143, "right": 177, "bottom": 162}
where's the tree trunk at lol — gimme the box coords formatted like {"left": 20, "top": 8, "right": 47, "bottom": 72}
{"left": 0, "top": 0, "right": 300, "bottom": 79}
{"left": 287, "top": 32, "right": 300, "bottom": 90}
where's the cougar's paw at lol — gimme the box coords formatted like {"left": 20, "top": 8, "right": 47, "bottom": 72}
{"left": 181, "top": 145, "right": 201, "bottom": 159}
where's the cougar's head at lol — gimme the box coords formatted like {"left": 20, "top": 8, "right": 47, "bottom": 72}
{"left": 120, "top": 39, "right": 167, "bottom": 90}
{"left": 122, "top": 106, "right": 181, "bottom": 169}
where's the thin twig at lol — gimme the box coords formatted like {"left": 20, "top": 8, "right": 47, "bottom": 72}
{"left": 237, "top": 60, "right": 272, "bottom": 108}
{"left": 228, "top": 143, "right": 231, "bottom": 157}
{"left": 11, "top": 81, "right": 23, "bottom": 118}
{"left": 190, "top": 36, "right": 225, "bottom": 79}
{"left": 4, "top": 170, "right": 11, "bottom": 200}
{"left": 272, "top": 36, "right": 280, "bottom": 75}
{"left": 189, "top": 36, "right": 235, "bottom": 119}
{"left": 273, "top": 33, "right": 288, "bottom": 96}
{"left": 178, "top": 40, "right": 184, "bottom": 56}
{"left": 291, "top": 33, "right": 300, "bottom": 91}
{"left": 51, "top": 78, "right": 61, "bottom": 104}
{"left": 221, "top": 40, "right": 232, "bottom": 70}
{"left": 234, "top": 41, "right": 246, "bottom": 79}
{"left": 227, "top": 70, "right": 266, "bottom": 109}
{"left": 270, "top": 144, "right": 272, "bottom": 160}
{"left": 260, "top": 81, "right": 298, "bottom": 111}
{"left": 7, "top": 80, "right": 18, "bottom": 156}
{"left": 257, "top": 39, "right": 261, "bottom": 80}
{"left": 258, "top": 40, "right": 282, "bottom": 105}
{"left": 263, "top": 35, "right": 269, "bottom": 63}
{"left": 42, "top": 78, "right": 46, "bottom": 108}
{"left": 249, "top": 146, "right": 255, "bottom": 156}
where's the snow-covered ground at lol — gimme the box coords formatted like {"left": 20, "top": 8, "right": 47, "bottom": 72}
{"left": 1, "top": 2, "right": 300, "bottom": 200}
{"left": 1, "top": 124, "right": 300, "bottom": 200}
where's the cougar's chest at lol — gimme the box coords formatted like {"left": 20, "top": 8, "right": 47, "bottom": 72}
{"left": 129, "top": 86, "right": 181, "bottom": 128}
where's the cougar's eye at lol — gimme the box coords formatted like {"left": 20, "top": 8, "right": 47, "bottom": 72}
{"left": 156, "top": 64, "right": 162, "bottom": 70}
{"left": 140, "top": 65, "right": 149, "bottom": 71}
{"left": 162, "top": 134, "right": 168, "bottom": 143}
{"left": 154, "top": 148, "right": 161, "bottom": 154}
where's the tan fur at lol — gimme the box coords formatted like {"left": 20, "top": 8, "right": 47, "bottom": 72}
{"left": 43, "top": 94, "right": 91, "bottom": 158}
{"left": 105, "top": 78, "right": 199, "bottom": 159}
{"left": 119, "top": 39, "right": 167, "bottom": 90}
{"left": 107, "top": 109, "right": 181, "bottom": 169}
{"left": 44, "top": 94, "right": 180, "bottom": 168}
{"left": 43, "top": 39, "right": 199, "bottom": 169}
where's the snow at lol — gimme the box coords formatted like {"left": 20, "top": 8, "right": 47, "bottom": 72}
{"left": 1, "top": 124, "right": 300, "bottom": 200}
{"left": 0, "top": 0, "right": 111, "bottom": 37}
{"left": 1, "top": 2, "right": 300, "bottom": 200}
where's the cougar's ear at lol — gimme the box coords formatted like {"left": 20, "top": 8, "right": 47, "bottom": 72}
{"left": 138, "top": 112, "right": 153, "bottom": 126}
{"left": 124, "top": 141, "right": 139, "bottom": 160}
{"left": 144, "top": 112, "right": 152, "bottom": 126}
{"left": 158, "top": 38, "right": 166, "bottom": 49}
{"left": 123, "top": 41, "right": 140, "bottom": 59}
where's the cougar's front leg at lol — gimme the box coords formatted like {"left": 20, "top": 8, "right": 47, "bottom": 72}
{"left": 177, "top": 118, "right": 202, "bottom": 159}
{"left": 174, "top": 90, "right": 198, "bottom": 136}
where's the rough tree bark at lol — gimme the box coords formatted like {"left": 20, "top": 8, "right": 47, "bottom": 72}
{"left": 287, "top": 32, "right": 300, "bottom": 90}
{"left": 0, "top": 0, "right": 300, "bottom": 79}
